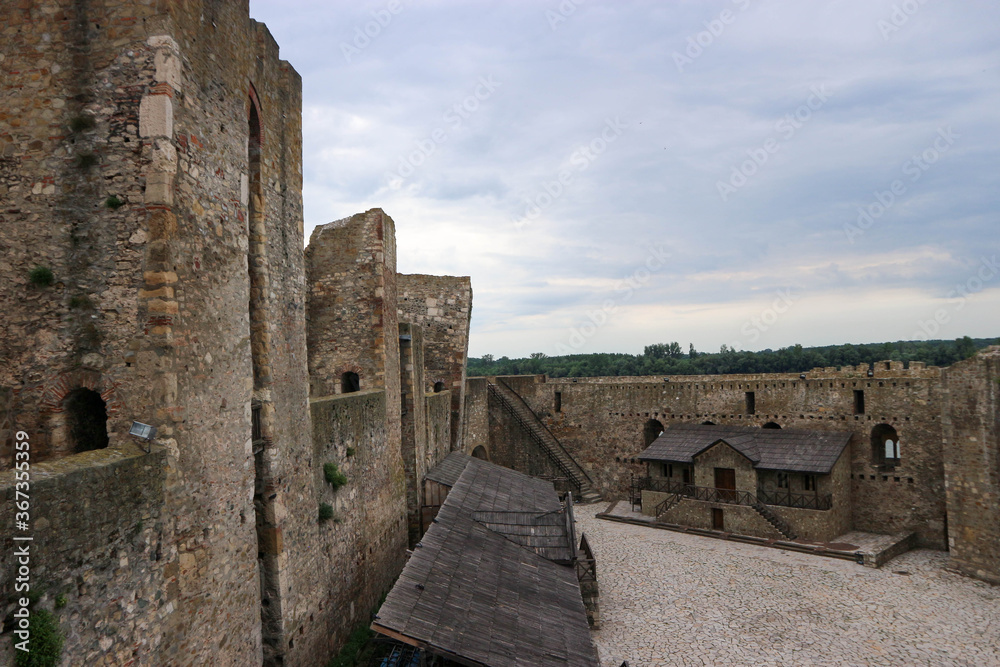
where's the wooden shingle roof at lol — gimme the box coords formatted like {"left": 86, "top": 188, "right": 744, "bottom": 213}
{"left": 639, "top": 423, "right": 851, "bottom": 474}
{"left": 373, "top": 458, "right": 598, "bottom": 667}
{"left": 424, "top": 450, "right": 472, "bottom": 487}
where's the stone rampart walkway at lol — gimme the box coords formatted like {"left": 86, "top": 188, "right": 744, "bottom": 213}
{"left": 577, "top": 506, "right": 1000, "bottom": 667}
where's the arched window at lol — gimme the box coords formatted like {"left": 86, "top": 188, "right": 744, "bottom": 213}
{"left": 700, "top": 420, "right": 716, "bottom": 426}
{"left": 762, "top": 422, "right": 781, "bottom": 429}
{"left": 871, "top": 424, "right": 900, "bottom": 467}
{"left": 471, "top": 445, "right": 489, "bottom": 461}
{"left": 341, "top": 372, "right": 360, "bottom": 394}
{"left": 433, "top": 381, "right": 445, "bottom": 393}
{"left": 643, "top": 419, "right": 664, "bottom": 447}
{"left": 64, "top": 388, "right": 109, "bottom": 453}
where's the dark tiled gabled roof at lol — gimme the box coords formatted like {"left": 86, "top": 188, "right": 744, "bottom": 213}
{"left": 424, "top": 450, "right": 471, "bottom": 487}
{"left": 373, "top": 458, "right": 598, "bottom": 667}
{"left": 639, "top": 423, "right": 851, "bottom": 474}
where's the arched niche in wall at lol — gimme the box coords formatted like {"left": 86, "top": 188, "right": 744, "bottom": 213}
{"left": 871, "top": 423, "right": 900, "bottom": 468}
{"left": 341, "top": 372, "right": 361, "bottom": 394}
{"left": 643, "top": 419, "right": 664, "bottom": 447}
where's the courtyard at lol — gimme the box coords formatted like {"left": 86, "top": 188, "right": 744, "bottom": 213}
{"left": 577, "top": 506, "right": 1000, "bottom": 667}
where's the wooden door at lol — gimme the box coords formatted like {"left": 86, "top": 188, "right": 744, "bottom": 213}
{"left": 715, "top": 467, "right": 736, "bottom": 501}
{"left": 712, "top": 508, "right": 724, "bottom": 530}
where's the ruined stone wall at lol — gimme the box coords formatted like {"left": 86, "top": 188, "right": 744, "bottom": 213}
{"left": 399, "top": 323, "right": 428, "bottom": 547}
{"left": 309, "top": 391, "right": 408, "bottom": 653}
{"left": 304, "top": 207, "right": 406, "bottom": 662}
{"left": 1, "top": 2, "right": 311, "bottom": 664}
{"left": 941, "top": 347, "right": 1000, "bottom": 584}
{"left": 425, "top": 389, "right": 452, "bottom": 473}
{"left": 474, "top": 364, "right": 947, "bottom": 547}
{"left": 461, "top": 377, "right": 489, "bottom": 456}
{"left": 397, "top": 274, "right": 472, "bottom": 450}
{"left": 306, "top": 210, "right": 398, "bottom": 398}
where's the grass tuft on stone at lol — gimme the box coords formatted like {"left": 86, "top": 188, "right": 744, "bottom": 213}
{"left": 318, "top": 503, "right": 335, "bottom": 522}
{"left": 29, "top": 266, "right": 54, "bottom": 286}
{"left": 13, "top": 609, "right": 63, "bottom": 667}
{"left": 104, "top": 195, "right": 124, "bottom": 209}
{"left": 324, "top": 462, "right": 348, "bottom": 489}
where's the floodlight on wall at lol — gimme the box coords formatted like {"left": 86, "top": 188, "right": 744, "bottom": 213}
{"left": 799, "top": 374, "right": 806, "bottom": 380}
{"left": 867, "top": 369, "right": 874, "bottom": 377}
{"left": 129, "top": 421, "right": 157, "bottom": 453}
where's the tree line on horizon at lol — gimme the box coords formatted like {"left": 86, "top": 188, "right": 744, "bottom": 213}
{"left": 467, "top": 337, "right": 997, "bottom": 378}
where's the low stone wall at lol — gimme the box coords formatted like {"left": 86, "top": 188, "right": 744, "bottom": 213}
{"left": 425, "top": 390, "right": 451, "bottom": 466}
{"left": 770, "top": 505, "right": 841, "bottom": 542}
{"left": 0, "top": 446, "right": 166, "bottom": 665}
{"left": 309, "top": 390, "right": 407, "bottom": 658}
{"left": 642, "top": 491, "right": 783, "bottom": 540}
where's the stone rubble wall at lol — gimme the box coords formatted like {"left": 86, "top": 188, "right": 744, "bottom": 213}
{"left": 1, "top": 2, "right": 310, "bottom": 664}
{"left": 397, "top": 274, "right": 472, "bottom": 450}
{"left": 941, "top": 347, "right": 1000, "bottom": 584}
{"left": 399, "top": 323, "right": 428, "bottom": 547}
{"left": 309, "top": 390, "right": 407, "bottom": 654}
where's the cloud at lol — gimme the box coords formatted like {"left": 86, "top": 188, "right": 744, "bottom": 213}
{"left": 249, "top": 0, "right": 1000, "bottom": 357}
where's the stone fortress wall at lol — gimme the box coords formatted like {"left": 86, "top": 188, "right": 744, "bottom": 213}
{"left": 464, "top": 350, "right": 1000, "bottom": 583}
{"left": 0, "top": 2, "right": 471, "bottom": 665}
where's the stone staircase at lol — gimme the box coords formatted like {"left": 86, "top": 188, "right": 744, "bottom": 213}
{"left": 652, "top": 493, "right": 683, "bottom": 522}
{"left": 488, "top": 380, "right": 603, "bottom": 503}
{"left": 750, "top": 499, "right": 797, "bottom": 540}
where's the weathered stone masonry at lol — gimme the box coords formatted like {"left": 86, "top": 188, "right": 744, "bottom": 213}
{"left": 0, "top": 4, "right": 469, "bottom": 666}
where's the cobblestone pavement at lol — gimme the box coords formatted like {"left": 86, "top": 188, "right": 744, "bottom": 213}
{"left": 576, "top": 507, "right": 1000, "bottom": 667}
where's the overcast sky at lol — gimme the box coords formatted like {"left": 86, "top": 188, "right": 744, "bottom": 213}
{"left": 249, "top": 0, "right": 999, "bottom": 358}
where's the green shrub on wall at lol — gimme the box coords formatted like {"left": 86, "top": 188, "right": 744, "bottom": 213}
{"left": 29, "top": 266, "right": 54, "bottom": 286}
{"left": 318, "top": 503, "right": 335, "bottom": 522}
{"left": 324, "top": 462, "right": 347, "bottom": 489}
{"left": 13, "top": 609, "right": 63, "bottom": 667}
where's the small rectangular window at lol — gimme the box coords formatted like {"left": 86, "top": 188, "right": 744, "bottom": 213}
{"left": 664, "top": 463, "right": 673, "bottom": 478}
{"left": 854, "top": 390, "right": 865, "bottom": 415}
{"left": 804, "top": 474, "right": 816, "bottom": 491}
{"left": 777, "top": 472, "right": 789, "bottom": 489}
{"left": 745, "top": 391, "right": 755, "bottom": 414}
{"left": 554, "top": 391, "right": 562, "bottom": 413}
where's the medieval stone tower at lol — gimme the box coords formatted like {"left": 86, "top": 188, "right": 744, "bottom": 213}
{"left": 0, "top": 2, "right": 471, "bottom": 665}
